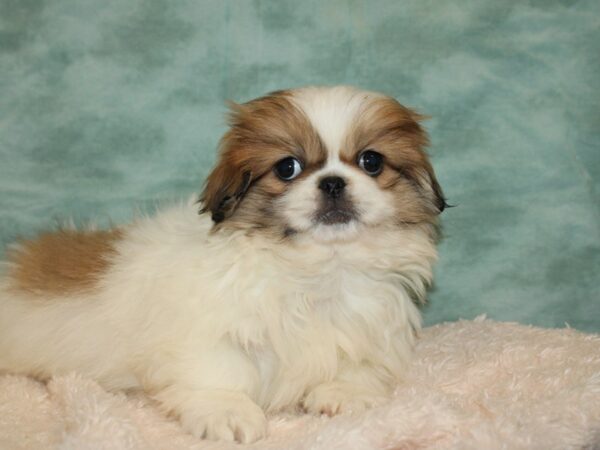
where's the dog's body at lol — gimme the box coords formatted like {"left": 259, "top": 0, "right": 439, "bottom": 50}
{"left": 0, "top": 86, "right": 444, "bottom": 443}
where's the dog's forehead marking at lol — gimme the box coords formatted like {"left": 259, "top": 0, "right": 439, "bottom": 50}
{"left": 290, "top": 86, "right": 383, "bottom": 161}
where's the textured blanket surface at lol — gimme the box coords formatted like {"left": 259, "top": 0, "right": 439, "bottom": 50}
{"left": 1, "top": 318, "right": 599, "bottom": 450}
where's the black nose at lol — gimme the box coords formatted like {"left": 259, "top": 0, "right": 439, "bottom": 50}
{"left": 318, "top": 176, "right": 346, "bottom": 198}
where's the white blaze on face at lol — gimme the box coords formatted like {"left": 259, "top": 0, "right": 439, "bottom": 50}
{"left": 290, "top": 86, "right": 381, "bottom": 160}
{"left": 278, "top": 86, "right": 397, "bottom": 241}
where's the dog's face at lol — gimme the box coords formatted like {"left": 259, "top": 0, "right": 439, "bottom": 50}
{"left": 201, "top": 86, "right": 445, "bottom": 242}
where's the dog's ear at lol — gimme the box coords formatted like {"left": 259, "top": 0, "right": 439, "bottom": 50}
{"left": 401, "top": 158, "right": 447, "bottom": 215}
{"left": 428, "top": 169, "right": 448, "bottom": 213}
{"left": 200, "top": 153, "right": 252, "bottom": 223}
{"left": 398, "top": 111, "right": 447, "bottom": 215}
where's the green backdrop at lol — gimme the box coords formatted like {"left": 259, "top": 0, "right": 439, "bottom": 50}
{"left": 1, "top": 1, "right": 599, "bottom": 331}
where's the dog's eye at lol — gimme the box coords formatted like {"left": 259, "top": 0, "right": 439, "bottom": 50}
{"left": 274, "top": 157, "right": 303, "bottom": 181}
{"left": 358, "top": 150, "right": 383, "bottom": 176}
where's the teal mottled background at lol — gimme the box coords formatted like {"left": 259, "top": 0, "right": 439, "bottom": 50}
{"left": 1, "top": 1, "right": 599, "bottom": 331}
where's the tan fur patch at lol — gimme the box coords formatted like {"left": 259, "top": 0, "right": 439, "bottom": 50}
{"left": 7, "top": 228, "right": 122, "bottom": 296}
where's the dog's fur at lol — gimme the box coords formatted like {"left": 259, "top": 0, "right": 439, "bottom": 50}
{"left": 0, "top": 86, "right": 445, "bottom": 443}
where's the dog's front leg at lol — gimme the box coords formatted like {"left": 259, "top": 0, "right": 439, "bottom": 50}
{"left": 146, "top": 340, "right": 267, "bottom": 443}
{"left": 302, "top": 361, "right": 393, "bottom": 416}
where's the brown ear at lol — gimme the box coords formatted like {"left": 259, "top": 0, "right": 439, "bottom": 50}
{"left": 409, "top": 162, "right": 447, "bottom": 214}
{"left": 200, "top": 157, "right": 252, "bottom": 223}
{"left": 395, "top": 113, "right": 447, "bottom": 215}
{"left": 401, "top": 112, "right": 447, "bottom": 214}
{"left": 427, "top": 167, "right": 448, "bottom": 213}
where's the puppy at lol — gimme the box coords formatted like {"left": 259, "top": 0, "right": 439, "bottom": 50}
{"left": 0, "top": 86, "right": 445, "bottom": 443}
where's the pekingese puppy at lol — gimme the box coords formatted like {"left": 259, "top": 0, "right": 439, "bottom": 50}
{"left": 0, "top": 86, "right": 445, "bottom": 443}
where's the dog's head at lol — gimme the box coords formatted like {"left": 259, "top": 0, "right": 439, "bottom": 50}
{"left": 201, "top": 86, "right": 445, "bottom": 242}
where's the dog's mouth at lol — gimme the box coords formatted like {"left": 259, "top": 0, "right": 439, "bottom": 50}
{"left": 314, "top": 200, "right": 357, "bottom": 225}
{"left": 316, "top": 209, "right": 355, "bottom": 225}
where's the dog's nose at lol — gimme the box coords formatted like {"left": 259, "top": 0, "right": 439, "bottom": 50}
{"left": 318, "top": 176, "right": 346, "bottom": 198}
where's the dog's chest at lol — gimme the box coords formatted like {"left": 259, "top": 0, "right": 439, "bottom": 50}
{"left": 238, "top": 258, "right": 403, "bottom": 409}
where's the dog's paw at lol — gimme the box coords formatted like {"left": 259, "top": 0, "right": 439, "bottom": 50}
{"left": 177, "top": 391, "right": 267, "bottom": 443}
{"left": 302, "top": 381, "right": 388, "bottom": 416}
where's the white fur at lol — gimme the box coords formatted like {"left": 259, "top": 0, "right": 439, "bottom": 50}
{"left": 291, "top": 86, "right": 384, "bottom": 158}
{"left": 0, "top": 86, "right": 438, "bottom": 443}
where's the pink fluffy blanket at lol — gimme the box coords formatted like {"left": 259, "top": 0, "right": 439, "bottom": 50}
{"left": 1, "top": 317, "right": 599, "bottom": 450}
